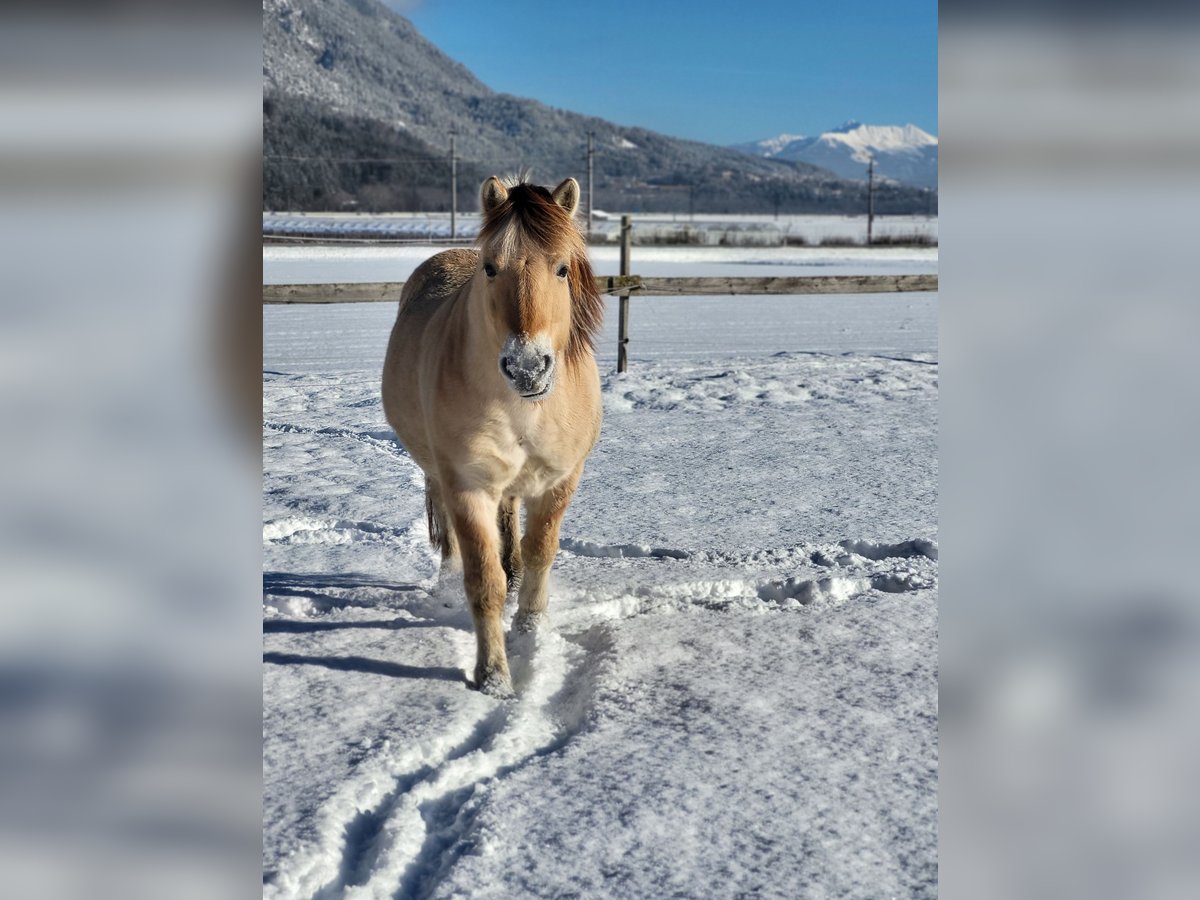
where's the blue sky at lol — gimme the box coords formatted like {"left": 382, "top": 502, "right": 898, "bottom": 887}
{"left": 390, "top": 0, "right": 937, "bottom": 145}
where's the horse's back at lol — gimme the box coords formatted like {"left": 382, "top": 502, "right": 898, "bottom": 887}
{"left": 397, "top": 248, "right": 477, "bottom": 321}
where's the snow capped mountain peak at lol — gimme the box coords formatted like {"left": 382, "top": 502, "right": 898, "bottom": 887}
{"left": 732, "top": 121, "right": 938, "bottom": 190}
{"left": 830, "top": 119, "right": 864, "bottom": 133}
{"left": 821, "top": 123, "right": 937, "bottom": 156}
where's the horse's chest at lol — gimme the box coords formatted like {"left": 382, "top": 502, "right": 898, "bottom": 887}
{"left": 449, "top": 415, "right": 576, "bottom": 497}
{"left": 503, "top": 435, "right": 569, "bottom": 497}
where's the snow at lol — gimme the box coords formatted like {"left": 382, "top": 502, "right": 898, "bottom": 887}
{"left": 263, "top": 213, "right": 938, "bottom": 246}
{"left": 263, "top": 243, "right": 938, "bottom": 897}
{"left": 747, "top": 132, "right": 807, "bottom": 156}
{"left": 743, "top": 122, "right": 937, "bottom": 161}
{"left": 823, "top": 121, "right": 938, "bottom": 156}
{"left": 734, "top": 122, "right": 939, "bottom": 189}
{"left": 264, "top": 214, "right": 471, "bottom": 241}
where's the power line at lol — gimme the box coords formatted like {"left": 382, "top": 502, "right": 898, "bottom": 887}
{"left": 264, "top": 154, "right": 547, "bottom": 165}
{"left": 262, "top": 233, "right": 475, "bottom": 245}
{"left": 265, "top": 154, "right": 450, "bottom": 163}
{"left": 586, "top": 131, "right": 594, "bottom": 241}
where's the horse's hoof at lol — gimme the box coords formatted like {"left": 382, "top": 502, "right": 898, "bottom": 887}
{"left": 512, "top": 611, "right": 546, "bottom": 634}
{"left": 475, "top": 669, "right": 515, "bottom": 699}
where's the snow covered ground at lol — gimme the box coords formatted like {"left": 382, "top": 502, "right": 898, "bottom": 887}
{"left": 264, "top": 212, "right": 937, "bottom": 247}
{"left": 263, "top": 244, "right": 938, "bottom": 898}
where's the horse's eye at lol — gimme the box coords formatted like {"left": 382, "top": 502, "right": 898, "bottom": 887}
{"left": 556, "top": 264, "right": 568, "bottom": 279}
{"left": 483, "top": 263, "right": 497, "bottom": 278}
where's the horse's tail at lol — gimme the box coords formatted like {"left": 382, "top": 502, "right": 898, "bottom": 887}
{"left": 425, "top": 478, "right": 454, "bottom": 560}
{"left": 425, "top": 484, "right": 444, "bottom": 550}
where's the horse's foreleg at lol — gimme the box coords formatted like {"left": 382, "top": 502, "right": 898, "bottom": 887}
{"left": 498, "top": 496, "right": 523, "bottom": 592}
{"left": 448, "top": 489, "right": 511, "bottom": 696}
{"left": 514, "top": 466, "right": 582, "bottom": 632}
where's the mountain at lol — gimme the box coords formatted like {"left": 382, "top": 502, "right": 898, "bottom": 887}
{"left": 263, "top": 0, "right": 933, "bottom": 214}
{"left": 733, "top": 122, "right": 938, "bottom": 190}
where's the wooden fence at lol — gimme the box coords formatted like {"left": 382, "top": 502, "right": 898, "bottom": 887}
{"left": 263, "top": 216, "right": 937, "bottom": 371}
{"left": 261, "top": 274, "right": 935, "bottom": 305}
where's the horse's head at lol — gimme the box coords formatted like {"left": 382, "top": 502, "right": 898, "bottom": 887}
{"left": 476, "top": 175, "right": 601, "bottom": 401}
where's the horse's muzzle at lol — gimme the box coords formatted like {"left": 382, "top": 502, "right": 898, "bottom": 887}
{"left": 499, "top": 334, "right": 556, "bottom": 400}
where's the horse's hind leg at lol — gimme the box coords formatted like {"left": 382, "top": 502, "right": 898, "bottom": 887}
{"left": 425, "top": 478, "right": 461, "bottom": 573}
{"left": 514, "top": 465, "right": 582, "bottom": 633}
{"left": 498, "top": 496, "right": 523, "bottom": 593}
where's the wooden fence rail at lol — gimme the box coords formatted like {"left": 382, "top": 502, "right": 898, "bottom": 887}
{"left": 261, "top": 273, "right": 937, "bottom": 305}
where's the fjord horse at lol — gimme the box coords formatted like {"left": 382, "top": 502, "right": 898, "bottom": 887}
{"left": 382, "top": 175, "right": 604, "bottom": 696}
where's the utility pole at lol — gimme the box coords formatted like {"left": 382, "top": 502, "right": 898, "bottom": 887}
{"left": 866, "top": 156, "right": 875, "bottom": 246}
{"left": 449, "top": 130, "right": 457, "bottom": 239}
{"left": 586, "top": 131, "right": 594, "bottom": 241}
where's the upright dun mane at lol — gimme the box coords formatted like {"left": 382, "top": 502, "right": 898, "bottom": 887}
{"left": 477, "top": 177, "right": 603, "bottom": 364}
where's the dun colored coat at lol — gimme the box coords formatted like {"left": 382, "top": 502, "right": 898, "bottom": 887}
{"left": 382, "top": 175, "right": 604, "bottom": 696}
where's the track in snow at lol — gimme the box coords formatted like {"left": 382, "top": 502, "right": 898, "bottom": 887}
{"left": 266, "top": 610, "right": 608, "bottom": 900}
{"left": 264, "top": 532, "right": 934, "bottom": 899}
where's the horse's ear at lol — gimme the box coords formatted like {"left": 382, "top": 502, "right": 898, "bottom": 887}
{"left": 551, "top": 178, "right": 580, "bottom": 216}
{"left": 481, "top": 176, "right": 508, "bottom": 214}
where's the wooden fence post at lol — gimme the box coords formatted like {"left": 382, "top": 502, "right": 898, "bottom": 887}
{"left": 617, "top": 215, "right": 632, "bottom": 373}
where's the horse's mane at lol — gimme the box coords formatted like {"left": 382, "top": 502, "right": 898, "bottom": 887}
{"left": 477, "top": 176, "right": 603, "bottom": 365}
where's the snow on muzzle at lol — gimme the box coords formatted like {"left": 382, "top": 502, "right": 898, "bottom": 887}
{"left": 499, "top": 334, "right": 556, "bottom": 400}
